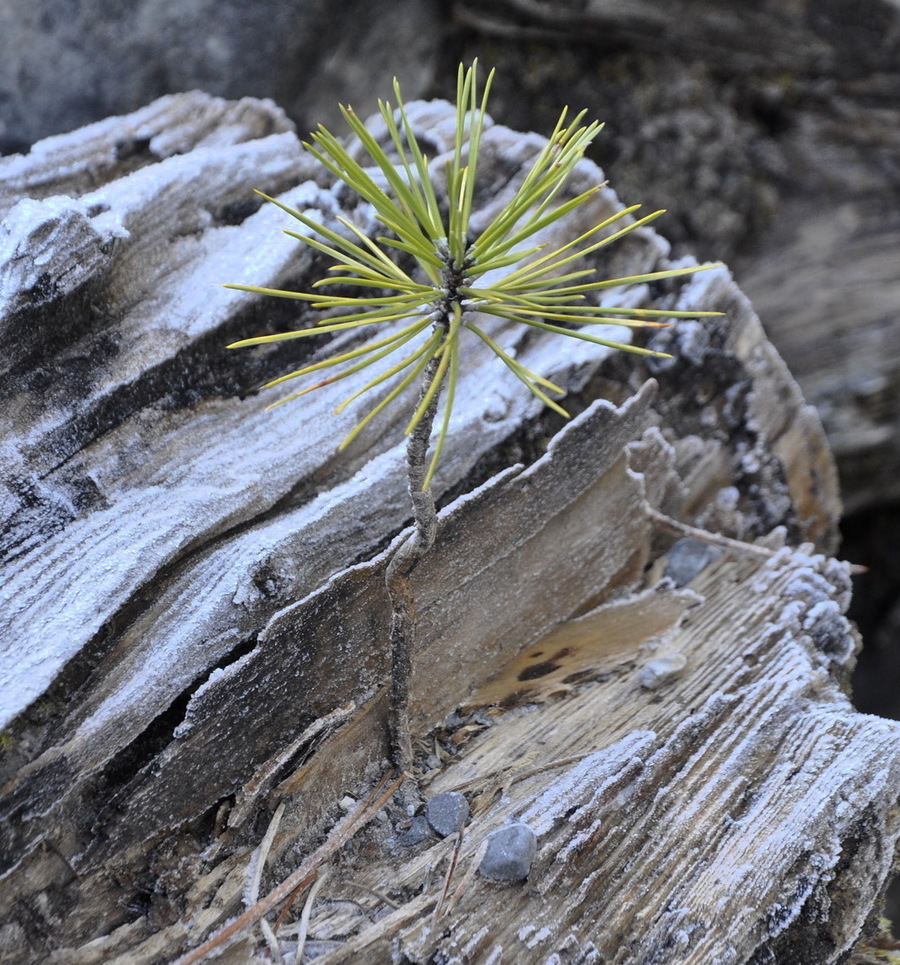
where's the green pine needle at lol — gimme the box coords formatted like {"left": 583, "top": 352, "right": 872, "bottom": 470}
{"left": 226, "top": 60, "right": 723, "bottom": 489}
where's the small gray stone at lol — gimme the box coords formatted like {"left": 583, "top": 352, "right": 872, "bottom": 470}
{"left": 638, "top": 652, "right": 688, "bottom": 690}
{"left": 397, "top": 814, "right": 433, "bottom": 848}
{"left": 425, "top": 791, "right": 470, "bottom": 838}
{"left": 663, "top": 538, "right": 722, "bottom": 587}
{"left": 478, "top": 823, "right": 537, "bottom": 882}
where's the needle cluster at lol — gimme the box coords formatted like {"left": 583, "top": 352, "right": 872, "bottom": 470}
{"left": 226, "top": 62, "right": 719, "bottom": 489}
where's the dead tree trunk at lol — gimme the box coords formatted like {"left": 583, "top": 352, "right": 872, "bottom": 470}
{"left": 1, "top": 91, "right": 897, "bottom": 965}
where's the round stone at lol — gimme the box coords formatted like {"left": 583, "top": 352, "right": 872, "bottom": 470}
{"left": 425, "top": 791, "right": 470, "bottom": 837}
{"left": 478, "top": 823, "right": 537, "bottom": 882}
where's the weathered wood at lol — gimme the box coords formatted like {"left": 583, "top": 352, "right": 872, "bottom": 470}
{"left": 300, "top": 546, "right": 896, "bottom": 965}
{"left": 0, "top": 91, "right": 894, "bottom": 964}
{"left": 738, "top": 201, "right": 900, "bottom": 515}
{"left": 5, "top": 1, "right": 900, "bottom": 519}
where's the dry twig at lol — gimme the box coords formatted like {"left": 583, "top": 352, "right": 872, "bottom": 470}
{"left": 431, "top": 826, "right": 466, "bottom": 924}
{"left": 644, "top": 503, "right": 868, "bottom": 574}
{"left": 245, "top": 801, "right": 285, "bottom": 909}
{"left": 172, "top": 771, "right": 402, "bottom": 965}
{"left": 295, "top": 869, "right": 329, "bottom": 963}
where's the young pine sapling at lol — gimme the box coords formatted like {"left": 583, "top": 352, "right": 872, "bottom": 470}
{"left": 225, "top": 62, "right": 720, "bottom": 777}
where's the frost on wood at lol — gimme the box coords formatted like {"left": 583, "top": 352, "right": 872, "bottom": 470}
{"left": 0, "top": 92, "right": 893, "bottom": 965}
{"left": 326, "top": 549, "right": 900, "bottom": 965}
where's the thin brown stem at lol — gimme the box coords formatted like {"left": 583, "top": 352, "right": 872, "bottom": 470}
{"left": 643, "top": 504, "right": 778, "bottom": 562}
{"left": 645, "top": 504, "right": 868, "bottom": 575}
{"left": 385, "top": 347, "right": 446, "bottom": 780}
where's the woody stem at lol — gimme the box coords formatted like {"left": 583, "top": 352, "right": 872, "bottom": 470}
{"left": 385, "top": 344, "right": 445, "bottom": 778}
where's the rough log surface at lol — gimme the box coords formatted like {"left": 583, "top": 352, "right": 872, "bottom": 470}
{"left": 4, "top": 1, "right": 900, "bottom": 517}
{"left": 0, "top": 92, "right": 896, "bottom": 964}
{"left": 300, "top": 548, "right": 898, "bottom": 965}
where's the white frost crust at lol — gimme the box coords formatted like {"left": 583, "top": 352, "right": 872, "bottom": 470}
{"left": 0, "top": 105, "right": 674, "bottom": 730}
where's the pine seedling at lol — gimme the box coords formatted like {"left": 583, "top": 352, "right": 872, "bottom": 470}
{"left": 225, "top": 62, "right": 721, "bottom": 777}
{"left": 226, "top": 61, "right": 720, "bottom": 490}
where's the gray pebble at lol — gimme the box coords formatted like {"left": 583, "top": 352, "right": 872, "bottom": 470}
{"left": 397, "top": 814, "right": 433, "bottom": 848}
{"left": 478, "top": 823, "right": 537, "bottom": 882}
{"left": 638, "top": 652, "right": 688, "bottom": 690}
{"left": 663, "top": 538, "right": 722, "bottom": 587}
{"left": 425, "top": 791, "right": 470, "bottom": 837}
